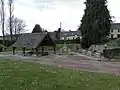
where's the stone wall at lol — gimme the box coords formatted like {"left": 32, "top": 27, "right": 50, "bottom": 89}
{"left": 89, "top": 45, "right": 105, "bottom": 53}
{"left": 103, "top": 48, "right": 120, "bottom": 59}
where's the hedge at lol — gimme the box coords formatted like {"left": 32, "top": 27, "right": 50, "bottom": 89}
{"left": 56, "top": 39, "right": 81, "bottom": 44}
{"left": 0, "top": 40, "right": 15, "bottom": 47}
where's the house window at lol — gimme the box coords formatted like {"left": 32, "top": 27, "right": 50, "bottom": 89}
{"left": 117, "top": 34, "right": 120, "bottom": 38}
{"left": 75, "top": 35, "right": 77, "bottom": 37}
{"left": 111, "top": 29, "right": 113, "bottom": 32}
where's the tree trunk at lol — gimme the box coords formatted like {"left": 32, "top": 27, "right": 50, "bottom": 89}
{"left": 1, "top": 0, "right": 5, "bottom": 46}
{"left": 2, "top": 16, "right": 5, "bottom": 46}
{"left": 10, "top": 4, "right": 13, "bottom": 45}
{"left": 14, "top": 25, "right": 17, "bottom": 39}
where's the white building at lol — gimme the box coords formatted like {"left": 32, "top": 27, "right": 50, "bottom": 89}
{"left": 110, "top": 23, "right": 120, "bottom": 39}
{"left": 60, "top": 30, "right": 81, "bottom": 40}
{"left": 60, "top": 23, "right": 120, "bottom": 40}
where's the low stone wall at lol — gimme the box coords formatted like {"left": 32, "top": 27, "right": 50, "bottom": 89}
{"left": 103, "top": 48, "right": 120, "bottom": 59}
{"left": 89, "top": 45, "right": 105, "bottom": 53}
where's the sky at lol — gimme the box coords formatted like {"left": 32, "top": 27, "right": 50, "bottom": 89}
{"left": 3, "top": 0, "right": 120, "bottom": 33}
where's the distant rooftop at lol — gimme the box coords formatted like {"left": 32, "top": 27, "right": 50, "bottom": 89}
{"left": 111, "top": 23, "right": 120, "bottom": 29}
{"left": 61, "top": 30, "right": 81, "bottom": 37}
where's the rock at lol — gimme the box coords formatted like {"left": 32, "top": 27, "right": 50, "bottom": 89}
{"left": 87, "top": 51, "right": 92, "bottom": 56}
{"left": 94, "top": 52, "right": 101, "bottom": 58}
{"left": 82, "top": 50, "right": 87, "bottom": 54}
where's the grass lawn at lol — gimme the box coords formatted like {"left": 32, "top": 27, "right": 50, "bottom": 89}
{"left": 5, "top": 46, "right": 31, "bottom": 51}
{"left": 5, "top": 44, "right": 80, "bottom": 52}
{"left": 0, "top": 60, "right": 120, "bottom": 90}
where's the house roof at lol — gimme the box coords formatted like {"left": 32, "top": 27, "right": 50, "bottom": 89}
{"left": 61, "top": 30, "right": 81, "bottom": 37}
{"left": 48, "top": 32, "right": 57, "bottom": 40}
{"left": 13, "top": 32, "right": 54, "bottom": 48}
{"left": 111, "top": 23, "right": 120, "bottom": 29}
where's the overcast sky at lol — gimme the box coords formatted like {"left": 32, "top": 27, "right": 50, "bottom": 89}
{"left": 4, "top": 0, "right": 120, "bottom": 33}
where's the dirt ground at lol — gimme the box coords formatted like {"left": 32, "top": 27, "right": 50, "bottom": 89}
{"left": 1, "top": 52, "right": 120, "bottom": 75}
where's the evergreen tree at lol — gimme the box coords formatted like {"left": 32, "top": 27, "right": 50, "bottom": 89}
{"left": 79, "top": 0, "right": 112, "bottom": 48}
{"left": 32, "top": 24, "right": 42, "bottom": 33}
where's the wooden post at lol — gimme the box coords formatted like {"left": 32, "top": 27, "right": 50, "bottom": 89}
{"left": 36, "top": 48, "right": 38, "bottom": 56}
{"left": 53, "top": 45, "right": 56, "bottom": 54}
{"left": 42, "top": 46, "right": 44, "bottom": 53}
{"left": 22, "top": 47, "right": 26, "bottom": 56}
{"left": 12, "top": 46, "right": 16, "bottom": 55}
{"left": 76, "top": 46, "right": 79, "bottom": 52}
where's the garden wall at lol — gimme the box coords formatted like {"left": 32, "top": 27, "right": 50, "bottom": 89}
{"left": 103, "top": 48, "right": 120, "bottom": 59}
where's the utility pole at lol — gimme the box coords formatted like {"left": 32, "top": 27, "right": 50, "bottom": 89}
{"left": 60, "top": 22, "right": 62, "bottom": 30}
{"left": 60, "top": 22, "right": 62, "bottom": 39}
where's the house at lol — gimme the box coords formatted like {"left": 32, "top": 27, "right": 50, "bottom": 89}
{"left": 110, "top": 23, "right": 120, "bottom": 39}
{"left": 60, "top": 30, "right": 81, "bottom": 40}
{"left": 13, "top": 32, "right": 56, "bottom": 55}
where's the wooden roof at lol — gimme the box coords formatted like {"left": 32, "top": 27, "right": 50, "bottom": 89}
{"left": 13, "top": 32, "right": 55, "bottom": 49}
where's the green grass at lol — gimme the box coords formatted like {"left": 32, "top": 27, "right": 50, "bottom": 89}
{"left": 56, "top": 44, "right": 80, "bottom": 50}
{"left": 5, "top": 44, "right": 80, "bottom": 51}
{"left": 5, "top": 46, "right": 31, "bottom": 51}
{"left": 0, "top": 60, "right": 120, "bottom": 90}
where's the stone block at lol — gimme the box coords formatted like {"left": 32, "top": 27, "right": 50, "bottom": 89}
{"left": 87, "top": 51, "right": 92, "bottom": 56}
{"left": 94, "top": 52, "right": 101, "bottom": 58}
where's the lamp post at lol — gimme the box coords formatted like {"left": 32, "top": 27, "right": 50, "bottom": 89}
{"left": 64, "top": 33, "right": 66, "bottom": 44}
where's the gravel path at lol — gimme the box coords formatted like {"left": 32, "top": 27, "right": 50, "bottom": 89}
{"left": 0, "top": 52, "right": 120, "bottom": 75}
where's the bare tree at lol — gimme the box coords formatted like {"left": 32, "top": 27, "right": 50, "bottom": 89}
{"left": 8, "top": 0, "right": 14, "bottom": 45}
{"left": 14, "top": 18, "right": 27, "bottom": 34}
{"left": 6, "top": 16, "right": 27, "bottom": 35}
{"left": 13, "top": 17, "right": 27, "bottom": 40}
{"left": 0, "top": 0, "right": 5, "bottom": 45}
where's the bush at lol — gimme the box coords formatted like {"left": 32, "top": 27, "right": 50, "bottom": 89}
{"left": 0, "top": 40, "right": 15, "bottom": 47}
{"left": 107, "top": 38, "right": 120, "bottom": 47}
{"left": 103, "top": 48, "right": 120, "bottom": 59}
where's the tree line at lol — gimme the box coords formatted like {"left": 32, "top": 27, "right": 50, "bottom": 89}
{"left": 0, "top": 0, "right": 27, "bottom": 45}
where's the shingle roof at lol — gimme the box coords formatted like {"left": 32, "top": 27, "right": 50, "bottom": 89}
{"left": 48, "top": 32, "right": 57, "bottom": 40}
{"left": 13, "top": 33, "right": 48, "bottom": 48}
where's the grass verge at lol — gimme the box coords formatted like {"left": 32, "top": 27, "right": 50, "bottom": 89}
{"left": 0, "top": 60, "right": 120, "bottom": 90}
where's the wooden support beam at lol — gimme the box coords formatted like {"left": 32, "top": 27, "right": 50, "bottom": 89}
{"left": 36, "top": 48, "right": 38, "bottom": 56}
{"left": 22, "top": 47, "right": 26, "bottom": 56}
{"left": 12, "top": 46, "right": 16, "bottom": 55}
{"left": 53, "top": 45, "right": 56, "bottom": 54}
{"left": 42, "top": 46, "right": 44, "bottom": 53}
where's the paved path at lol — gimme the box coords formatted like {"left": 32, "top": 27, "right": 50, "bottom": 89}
{"left": 0, "top": 53, "right": 120, "bottom": 75}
